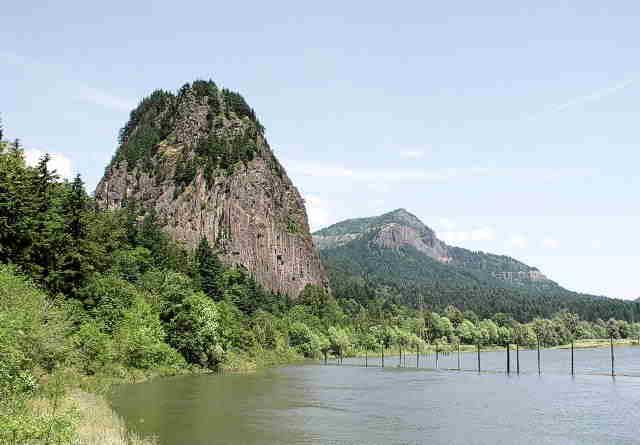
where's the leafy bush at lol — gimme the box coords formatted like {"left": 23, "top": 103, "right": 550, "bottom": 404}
{"left": 78, "top": 274, "right": 138, "bottom": 333}
{"left": 73, "top": 321, "right": 114, "bottom": 374}
{"left": 169, "top": 292, "right": 224, "bottom": 369}
{"left": 114, "top": 297, "right": 184, "bottom": 369}
{"left": 0, "top": 266, "right": 76, "bottom": 444}
{"left": 288, "top": 322, "right": 321, "bottom": 358}
{"left": 110, "top": 247, "right": 153, "bottom": 283}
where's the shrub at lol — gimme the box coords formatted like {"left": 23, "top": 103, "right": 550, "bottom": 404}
{"left": 78, "top": 274, "right": 138, "bottom": 333}
{"left": 169, "top": 292, "right": 224, "bottom": 369}
{"left": 73, "top": 321, "right": 114, "bottom": 374}
{"left": 114, "top": 297, "right": 183, "bottom": 370}
{"left": 289, "top": 322, "right": 321, "bottom": 358}
{"left": 111, "top": 247, "right": 153, "bottom": 283}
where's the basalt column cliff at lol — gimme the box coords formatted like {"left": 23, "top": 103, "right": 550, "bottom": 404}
{"left": 95, "top": 81, "right": 328, "bottom": 297}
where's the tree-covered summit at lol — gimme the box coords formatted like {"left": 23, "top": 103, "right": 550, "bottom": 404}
{"left": 109, "top": 79, "right": 264, "bottom": 175}
{"left": 314, "top": 208, "right": 427, "bottom": 237}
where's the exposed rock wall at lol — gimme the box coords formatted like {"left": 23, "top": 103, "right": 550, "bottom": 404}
{"left": 95, "top": 82, "right": 328, "bottom": 298}
{"left": 372, "top": 223, "right": 450, "bottom": 262}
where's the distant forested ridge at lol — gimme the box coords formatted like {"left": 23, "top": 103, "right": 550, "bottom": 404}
{"left": 314, "top": 209, "right": 639, "bottom": 323}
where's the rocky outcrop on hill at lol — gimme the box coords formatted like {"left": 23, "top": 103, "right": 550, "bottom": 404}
{"left": 370, "top": 210, "right": 450, "bottom": 262}
{"left": 95, "top": 81, "right": 328, "bottom": 297}
{"left": 314, "top": 208, "right": 551, "bottom": 285}
{"left": 314, "top": 209, "right": 449, "bottom": 262}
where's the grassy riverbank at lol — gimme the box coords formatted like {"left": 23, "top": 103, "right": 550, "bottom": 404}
{"left": 30, "top": 390, "right": 158, "bottom": 445}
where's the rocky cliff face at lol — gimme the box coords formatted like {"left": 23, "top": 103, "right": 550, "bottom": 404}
{"left": 370, "top": 210, "right": 450, "bottom": 262}
{"left": 95, "top": 81, "right": 328, "bottom": 297}
{"left": 314, "top": 209, "right": 450, "bottom": 262}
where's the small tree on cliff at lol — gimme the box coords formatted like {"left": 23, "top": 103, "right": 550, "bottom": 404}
{"left": 196, "top": 237, "right": 222, "bottom": 300}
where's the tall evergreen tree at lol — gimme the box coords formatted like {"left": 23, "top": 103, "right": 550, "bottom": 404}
{"left": 56, "top": 174, "right": 99, "bottom": 295}
{"left": 196, "top": 237, "right": 222, "bottom": 300}
{"left": 64, "top": 175, "right": 88, "bottom": 241}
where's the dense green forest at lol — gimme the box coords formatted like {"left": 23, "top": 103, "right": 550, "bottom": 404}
{"left": 1, "top": 123, "right": 639, "bottom": 443}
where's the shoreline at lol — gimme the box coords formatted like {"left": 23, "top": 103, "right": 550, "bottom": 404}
{"left": 344, "top": 338, "right": 638, "bottom": 360}
{"left": 61, "top": 349, "right": 306, "bottom": 444}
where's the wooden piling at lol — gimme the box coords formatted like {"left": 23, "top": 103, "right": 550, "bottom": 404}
{"left": 516, "top": 343, "right": 520, "bottom": 375}
{"left": 610, "top": 336, "right": 615, "bottom": 377}
{"left": 570, "top": 341, "right": 574, "bottom": 376}
{"left": 416, "top": 345, "right": 419, "bottom": 369}
{"left": 435, "top": 344, "right": 439, "bottom": 369}
{"left": 381, "top": 343, "right": 385, "bottom": 368}
{"left": 365, "top": 349, "right": 368, "bottom": 368}
{"left": 477, "top": 344, "right": 481, "bottom": 372}
{"left": 506, "top": 343, "right": 510, "bottom": 375}
{"left": 537, "top": 338, "right": 541, "bottom": 375}
{"left": 457, "top": 343, "right": 461, "bottom": 371}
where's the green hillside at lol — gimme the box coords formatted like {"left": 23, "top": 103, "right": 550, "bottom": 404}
{"left": 314, "top": 210, "right": 638, "bottom": 322}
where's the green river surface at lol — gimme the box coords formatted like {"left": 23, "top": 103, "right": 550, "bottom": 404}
{"left": 111, "top": 346, "right": 640, "bottom": 444}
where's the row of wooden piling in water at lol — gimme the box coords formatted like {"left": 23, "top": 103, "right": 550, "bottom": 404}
{"left": 325, "top": 338, "right": 626, "bottom": 377}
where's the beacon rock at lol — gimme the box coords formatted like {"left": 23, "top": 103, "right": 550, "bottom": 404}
{"left": 95, "top": 81, "right": 328, "bottom": 297}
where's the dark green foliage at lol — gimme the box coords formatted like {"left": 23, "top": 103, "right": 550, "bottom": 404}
{"left": 195, "top": 238, "right": 222, "bottom": 300}
{"left": 107, "top": 80, "right": 265, "bottom": 198}
{"left": 111, "top": 80, "right": 263, "bottom": 182}
{"left": 113, "top": 89, "right": 175, "bottom": 171}
{"left": 173, "top": 152, "right": 198, "bottom": 190}
{"left": 286, "top": 216, "right": 300, "bottom": 234}
{"left": 298, "top": 284, "right": 342, "bottom": 324}
{"left": 222, "top": 88, "right": 259, "bottom": 123}
{"left": 78, "top": 274, "right": 139, "bottom": 333}
{"left": 117, "top": 124, "right": 163, "bottom": 167}
{"left": 192, "top": 126, "right": 260, "bottom": 185}
{"left": 118, "top": 90, "right": 174, "bottom": 145}
{"left": 110, "top": 247, "right": 153, "bottom": 283}
{"left": 217, "top": 266, "right": 284, "bottom": 315}
{"left": 0, "top": 152, "right": 101, "bottom": 296}
{"left": 317, "top": 213, "right": 640, "bottom": 323}
{"left": 191, "top": 79, "right": 218, "bottom": 99}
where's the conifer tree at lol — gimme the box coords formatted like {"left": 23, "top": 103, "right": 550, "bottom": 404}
{"left": 196, "top": 237, "right": 222, "bottom": 300}
{"left": 57, "top": 174, "right": 96, "bottom": 296}
{"left": 64, "top": 175, "right": 88, "bottom": 241}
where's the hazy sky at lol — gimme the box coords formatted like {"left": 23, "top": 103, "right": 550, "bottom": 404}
{"left": 2, "top": 1, "right": 639, "bottom": 299}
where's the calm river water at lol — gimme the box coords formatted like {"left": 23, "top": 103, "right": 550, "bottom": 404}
{"left": 111, "top": 346, "right": 640, "bottom": 445}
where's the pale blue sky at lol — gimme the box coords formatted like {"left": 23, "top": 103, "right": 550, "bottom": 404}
{"left": 2, "top": 1, "right": 639, "bottom": 299}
